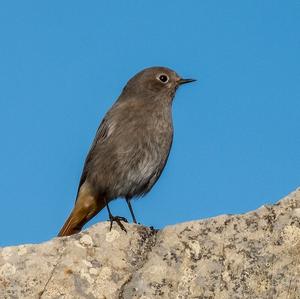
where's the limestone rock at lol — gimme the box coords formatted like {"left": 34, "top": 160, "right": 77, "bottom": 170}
{"left": 1, "top": 188, "right": 300, "bottom": 298}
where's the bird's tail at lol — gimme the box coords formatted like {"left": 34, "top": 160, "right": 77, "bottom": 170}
{"left": 58, "top": 182, "right": 106, "bottom": 237}
{"left": 58, "top": 210, "right": 82, "bottom": 237}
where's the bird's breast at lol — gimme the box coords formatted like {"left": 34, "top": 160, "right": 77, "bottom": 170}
{"left": 113, "top": 103, "right": 173, "bottom": 192}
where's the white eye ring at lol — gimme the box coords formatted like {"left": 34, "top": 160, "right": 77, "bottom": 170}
{"left": 157, "top": 74, "right": 169, "bottom": 83}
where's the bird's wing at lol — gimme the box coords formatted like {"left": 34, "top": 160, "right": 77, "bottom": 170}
{"left": 75, "top": 116, "right": 111, "bottom": 198}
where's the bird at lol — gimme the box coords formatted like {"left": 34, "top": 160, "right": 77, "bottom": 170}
{"left": 58, "top": 66, "right": 195, "bottom": 237}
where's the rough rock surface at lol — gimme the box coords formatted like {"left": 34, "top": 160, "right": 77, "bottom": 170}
{"left": 1, "top": 188, "right": 300, "bottom": 299}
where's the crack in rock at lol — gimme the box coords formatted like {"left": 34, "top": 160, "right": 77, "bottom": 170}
{"left": 38, "top": 240, "right": 66, "bottom": 299}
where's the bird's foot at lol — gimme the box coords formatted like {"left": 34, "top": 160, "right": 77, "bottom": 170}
{"left": 108, "top": 215, "right": 128, "bottom": 232}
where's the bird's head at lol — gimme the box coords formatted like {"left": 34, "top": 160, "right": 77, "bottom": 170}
{"left": 120, "top": 66, "right": 196, "bottom": 100}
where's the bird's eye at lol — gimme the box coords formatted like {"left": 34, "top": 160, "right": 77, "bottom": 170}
{"left": 158, "top": 74, "right": 169, "bottom": 83}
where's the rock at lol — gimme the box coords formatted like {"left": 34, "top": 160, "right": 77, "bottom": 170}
{"left": 1, "top": 188, "right": 300, "bottom": 299}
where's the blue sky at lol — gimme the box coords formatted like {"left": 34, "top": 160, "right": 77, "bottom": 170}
{"left": 0, "top": 1, "right": 299, "bottom": 246}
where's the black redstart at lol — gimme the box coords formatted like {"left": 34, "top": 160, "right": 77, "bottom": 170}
{"left": 58, "top": 66, "right": 195, "bottom": 236}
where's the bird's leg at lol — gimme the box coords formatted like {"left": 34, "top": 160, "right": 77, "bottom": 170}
{"left": 126, "top": 198, "right": 137, "bottom": 224}
{"left": 105, "top": 199, "right": 128, "bottom": 232}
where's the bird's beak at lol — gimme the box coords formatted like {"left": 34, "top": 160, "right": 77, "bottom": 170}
{"left": 178, "top": 78, "right": 197, "bottom": 85}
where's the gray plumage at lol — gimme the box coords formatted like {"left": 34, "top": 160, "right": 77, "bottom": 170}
{"left": 58, "top": 66, "right": 195, "bottom": 236}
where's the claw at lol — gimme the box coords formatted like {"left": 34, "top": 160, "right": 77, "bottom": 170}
{"left": 108, "top": 215, "right": 128, "bottom": 233}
